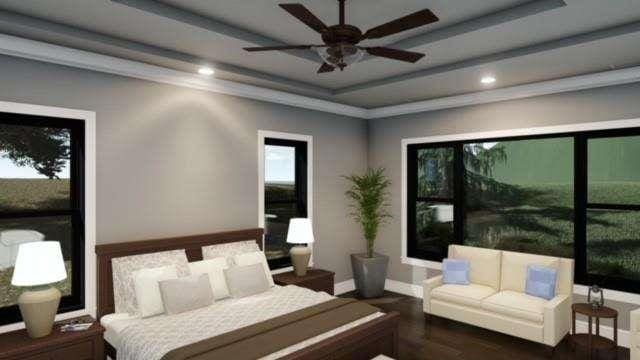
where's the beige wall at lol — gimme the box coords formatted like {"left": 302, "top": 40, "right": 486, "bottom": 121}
{"left": 368, "top": 82, "right": 640, "bottom": 329}
{"left": 0, "top": 55, "right": 368, "bottom": 283}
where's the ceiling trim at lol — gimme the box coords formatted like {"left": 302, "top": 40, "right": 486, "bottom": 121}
{"left": 367, "top": 64, "right": 640, "bottom": 119}
{"left": 0, "top": 33, "right": 366, "bottom": 118}
{"left": 1, "top": 33, "right": 640, "bottom": 120}
{"left": 359, "top": 0, "right": 566, "bottom": 62}
{"left": 110, "top": 0, "right": 320, "bottom": 64}
{"left": 334, "top": 19, "right": 640, "bottom": 94}
{"left": 0, "top": 9, "right": 331, "bottom": 95}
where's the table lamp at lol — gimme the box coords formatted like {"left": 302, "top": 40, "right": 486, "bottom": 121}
{"left": 11, "top": 241, "right": 67, "bottom": 338}
{"left": 287, "top": 218, "right": 314, "bottom": 276}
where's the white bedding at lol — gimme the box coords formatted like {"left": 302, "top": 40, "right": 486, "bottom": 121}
{"left": 101, "top": 285, "right": 383, "bottom": 360}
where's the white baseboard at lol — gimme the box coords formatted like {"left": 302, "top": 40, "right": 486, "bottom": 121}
{"left": 334, "top": 279, "right": 355, "bottom": 295}
{"left": 381, "top": 278, "right": 631, "bottom": 348}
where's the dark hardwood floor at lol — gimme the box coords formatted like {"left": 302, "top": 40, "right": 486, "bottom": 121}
{"left": 340, "top": 291, "right": 629, "bottom": 360}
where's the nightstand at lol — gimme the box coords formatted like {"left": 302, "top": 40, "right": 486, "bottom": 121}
{"left": 0, "top": 316, "right": 104, "bottom": 360}
{"left": 274, "top": 268, "right": 335, "bottom": 295}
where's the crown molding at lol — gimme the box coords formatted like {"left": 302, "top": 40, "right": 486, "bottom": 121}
{"left": 0, "top": 34, "right": 366, "bottom": 118}
{"left": 1, "top": 34, "right": 640, "bottom": 120}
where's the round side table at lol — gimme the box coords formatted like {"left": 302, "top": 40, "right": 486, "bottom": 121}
{"left": 570, "top": 303, "right": 618, "bottom": 359}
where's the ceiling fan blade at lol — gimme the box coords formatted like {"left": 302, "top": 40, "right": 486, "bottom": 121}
{"left": 317, "top": 63, "right": 335, "bottom": 73}
{"left": 363, "top": 9, "right": 438, "bottom": 39}
{"left": 244, "top": 45, "right": 316, "bottom": 52}
{"left": 279, "top": 4, "right": 329, "bottom": 34}
{"left": 365, "top": 47, "right": 425, "bottom": 63}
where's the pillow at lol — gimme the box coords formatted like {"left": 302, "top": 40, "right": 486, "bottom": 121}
{"left": 202, "top": 240, "right": 260, "bottom": 266}
{"left": 159, "top": 274, "right": 214, "bottom": 315}
{"left": 442, "top": 258, "right": 470, "bottom": 285}
{"left": 233, "top": 251, "right": 274, "bottom": 287}
{"left": 188, "top": 258, "right": 230, "bottom": 300}
{"left": 132, "top": 265, "right": 178, "bottom": 318}
{"left": 112, "top": 250, "right": 190, "bottom": 314}
{"left": 525, "top": 265, "right": 558, "bottom": 300}
{"left": 224, "top": 264, "right": 270, "bottom": 298}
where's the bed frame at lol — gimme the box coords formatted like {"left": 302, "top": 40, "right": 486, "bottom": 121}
{"left": 95, "top": 228, "right": 399, "bottom": 360}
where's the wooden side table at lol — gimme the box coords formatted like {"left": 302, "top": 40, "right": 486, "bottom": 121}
{"left": 0, "top": 316, "right": 104, "bottom": 360}
{"left": 570, "top": 303, "right": 618, "bottom": 359}
{"left": 273, "top": 268, "right": 335, "bottom": 295}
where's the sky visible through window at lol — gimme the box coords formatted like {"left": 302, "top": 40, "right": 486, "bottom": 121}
{"left": 265, "top": 145, "right": 295, "bottom": 183}
{"left": 0, "top": 152, "right": 70, "bottom": 179}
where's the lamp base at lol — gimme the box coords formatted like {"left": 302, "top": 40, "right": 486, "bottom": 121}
{"left": 290, "top": 246, "right": 311, "bottom": 277}
{"left": 18, "top": 286, "right": 61, "bottom": 338}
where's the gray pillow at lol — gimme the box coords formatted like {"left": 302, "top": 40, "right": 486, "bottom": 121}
{"left": 224, "top": 263, "right": 270, "bottom": 298}
{"left": 159, "top": 274, "right": 214, "bottom": 315}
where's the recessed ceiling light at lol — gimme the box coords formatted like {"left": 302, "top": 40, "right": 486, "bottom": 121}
{"left": 480, "top": 76, "right": 496, "bottom": 85}
{"left": 198, "top": 67, "right": 214, "bottom": 76}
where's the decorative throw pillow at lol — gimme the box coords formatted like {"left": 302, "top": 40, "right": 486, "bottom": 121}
{"left": 202, "top": 240, "right": 260, "bottom": 266}
{"left": 525, "top": 265, "right": 558, "bottom": 300}
{"left": 112, "top": 250, "right": 190, "bottom": 315}
{"left": 233, "top": 251, "right": 274, "bottom": 287}
{"left": 442, "top": 258, "right": 470, "bottom": 285}
{"left": 159, "top": 274, "right": 214, "bottom": 315}
{"left": 132, "top": 265, "right": 178, "bottom": 318}
{"left": 188, "top": 258, "right": 230, "bottom": 300}
{"left": 224, "top": 263, "right": 270, "bottom": 298}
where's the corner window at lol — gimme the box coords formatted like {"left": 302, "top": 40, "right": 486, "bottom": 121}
{"left": 0, "top": 112, "right": 85, "bottom": 326}
{"left": 263, "top": 137, "right": 308, "bottom": 269}
{"left": 406, "top": 128, "right": 640, "bottom": 294}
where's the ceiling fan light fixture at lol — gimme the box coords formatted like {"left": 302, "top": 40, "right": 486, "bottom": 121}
{"left": 480, "top": 75, "right": 496, "bottom": 85}
{"left": 313, "top": 44, "right": 364, "bottom": 70}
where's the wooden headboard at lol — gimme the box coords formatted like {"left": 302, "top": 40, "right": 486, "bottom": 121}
{"left": 95, "top": 228, "right": 263, "bottom": 319}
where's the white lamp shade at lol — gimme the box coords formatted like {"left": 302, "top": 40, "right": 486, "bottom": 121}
{"left": 286, "top": 218, "right": 314, "bottom": 244}
{"left": 11, "top": 241, "right": 67, "bottom": 286}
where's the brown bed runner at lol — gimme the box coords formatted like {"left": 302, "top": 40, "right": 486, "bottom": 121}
{"left": 161, "top": 298, "right": 379, "bottom": 360}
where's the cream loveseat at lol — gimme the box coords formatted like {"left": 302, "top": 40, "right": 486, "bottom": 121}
{"left": 630, "top": 308, "right": 640, "bottom": 359}
{"left": 423, "top": 245, "right": 574, "bottom": 347}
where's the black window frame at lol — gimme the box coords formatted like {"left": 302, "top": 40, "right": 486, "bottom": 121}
{"left": 0, "top": 112, "right": 85, "bottom": 326}
{"left": 407, "top": 127, "right": 640, "bottom": 294}
{"left": 264, "top": 137, "right": 308, "bottom": 270}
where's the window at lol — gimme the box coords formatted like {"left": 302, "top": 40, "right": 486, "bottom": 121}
{"left": 406, "top": 127, "right": 640, "bottom": 293}
{"left": 263, "top": 137, "right": 308, "bottom": 269}
{"left": 0, "top": 112, "right": 85, "bottom": 326}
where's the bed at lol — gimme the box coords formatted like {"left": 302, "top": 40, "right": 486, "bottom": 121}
{"left": 95, "top": 228, "right": 400, "bottom": 360}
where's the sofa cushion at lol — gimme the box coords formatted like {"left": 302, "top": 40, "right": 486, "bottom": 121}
{"left": 500, "top": 251, "right": 559, "bottom": 293}
{"left": 482, "top": 290, "right": 547, "bottom": 323}
{"left": 449, "top": 245, "right": 502, "bottom": 290}
{"left": 431, "top": 283, "right": 496, "bottom": 309}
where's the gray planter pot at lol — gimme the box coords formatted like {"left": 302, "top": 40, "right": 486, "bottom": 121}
{"left": 350, "top": 253, "right": 389, "bottom": 298}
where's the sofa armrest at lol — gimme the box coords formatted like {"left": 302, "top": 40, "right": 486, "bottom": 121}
{"left": 543, "top": 294, "right": 572, "bottom": 346}
{"left": 423, "top": 275, "right": 443, "bottom": 313}
{"left": 631, "top": 308, "right": 640, "bottom": 359}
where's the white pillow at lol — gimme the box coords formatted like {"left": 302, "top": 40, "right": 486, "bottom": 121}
{"left": 132, "top": 265, "right": 178, "bottom": 318}
{"left": 188, "top": 258, "right": 230, "bottom": 300}
{"left": 202, "top": 241, "right": 260, "bottom": 266}
{"left": 233, "top": 251, "right": 274, "bottom": 287}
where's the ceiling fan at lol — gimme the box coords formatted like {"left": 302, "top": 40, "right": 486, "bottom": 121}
{"left": 244, "top": 0, "right": 439, "bottom": 73}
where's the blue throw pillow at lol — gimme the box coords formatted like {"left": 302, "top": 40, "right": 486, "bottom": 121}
{"left": 442, "top": 258, "right": 470, "bottom": 285}
{"left": 525, "top": 265, "right": 557, "bottom": 300}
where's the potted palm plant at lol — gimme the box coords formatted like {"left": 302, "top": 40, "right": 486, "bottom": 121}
{"left": 344, "top": 167, "right": 392, "bottom": 298}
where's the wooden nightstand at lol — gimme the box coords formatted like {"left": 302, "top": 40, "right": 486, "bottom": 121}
{"left": 274, "top": 268, "right": 335, "bottom": 295}
{"left": 0, "top": 316, "right": 104, "bottom": 360}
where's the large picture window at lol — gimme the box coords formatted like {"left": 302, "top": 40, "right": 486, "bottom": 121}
{"left": 407, "top": 127, "right": 640, "bottom": 293}
{"left": 0, "top": 112, "right": 85, "bottom": 326}
{"left": 263, "top": 137, "right": 308, "bottom": 270}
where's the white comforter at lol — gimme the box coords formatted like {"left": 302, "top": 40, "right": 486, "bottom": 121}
{"left": 115, "top": 285, "right": 382, "bottom": 360}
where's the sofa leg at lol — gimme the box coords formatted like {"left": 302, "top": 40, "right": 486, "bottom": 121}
{"left": 545, "top": 345, "right": 556, "bottom": 358}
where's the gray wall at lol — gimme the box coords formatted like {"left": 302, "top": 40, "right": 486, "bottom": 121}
{"left": 0, "top": 55, "right": 368, "bottom": 283}
{"left": 368, "top": 82, "right": 640, "bottom": 329}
